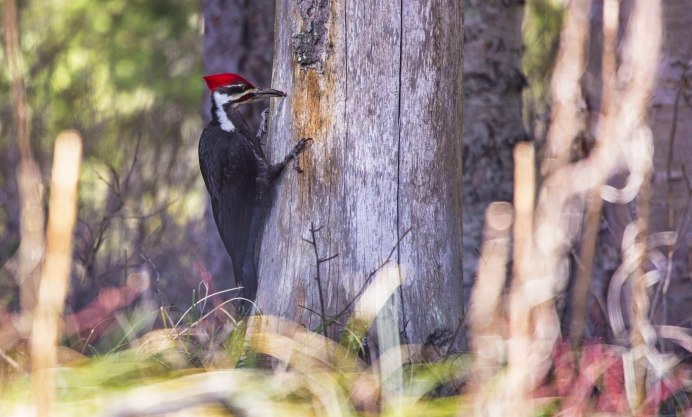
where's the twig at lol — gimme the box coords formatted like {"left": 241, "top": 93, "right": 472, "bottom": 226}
{"left": 302, "top": 222, "right": 339, "bottom": 335}
{"left": 0, "top": 347, "right": 22, "bottom": 373}
{"left": 445, "top": 315, "right": 465, "bottom": 356}
{"left": 469, "top": 202, "right": 513, "bottom": 386}
{"left": 300, "top": 228, "right": 413, "bottom": 336}
{"left": 331, "top": 227, "right": 412, "bottom": 326}
{"left": 571, "top": 191, "right": 603, "bottom": 348}
{"left": 78, "top": 135, "right": 142, "bottom": 283}
{"left": 298, "top": 304, "right": 347, "bottom": 329}
{"left": 119, "top": 199, "right": 178, "bottom": 220}
{"left": 570, "top": 0, "right": 620, "bottom": 349}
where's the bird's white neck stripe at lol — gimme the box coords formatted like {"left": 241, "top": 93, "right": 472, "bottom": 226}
{"left": 213, "top": 91, "right": 236, "bottom": 132}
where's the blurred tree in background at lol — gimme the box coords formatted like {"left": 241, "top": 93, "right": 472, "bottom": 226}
{"left": 462, "top": 0, "right": 527, "bottom": 303}
{"left": 0, "top": 0, "right": 205, "bottom": 315}
{"left": 201, "top": 0, "right": 275, "bottom": 295}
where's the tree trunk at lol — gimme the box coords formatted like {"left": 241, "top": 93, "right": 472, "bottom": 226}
{"left": 647, "top": 0, "right": 692, "bottom": 328}
{"left": 461, "top": 0, "right": 526, "bottom": 299}
{"left": 257, "top": 0, "right": 464, "bottom": 346}
{"left": 4, "top": 0, "right": 45, "bottom": 319}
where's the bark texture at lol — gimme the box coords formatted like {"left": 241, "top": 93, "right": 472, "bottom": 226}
{"left": 462, "top": 0, "right": 526, "bottom": 293}
{"left": 257, "top": 0, "right": 464, "bottom": 346}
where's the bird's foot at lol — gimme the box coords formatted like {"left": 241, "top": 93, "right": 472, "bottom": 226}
{"left": 268, "top": 138, "right": 313, "bottom": 179}
{"left": 284, "top": 137, "right": 313, "bottom": 163}
{"left": 287, "top": 137, "right": 312, "bottom": 173}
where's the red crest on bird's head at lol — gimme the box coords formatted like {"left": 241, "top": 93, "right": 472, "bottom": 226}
{"left": 203, "top": 73, "right": 254, "bottom": 91}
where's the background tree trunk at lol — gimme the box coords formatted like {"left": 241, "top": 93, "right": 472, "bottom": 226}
{"left": 202, "top": 0, "right": 275, "bottom": 288}
{"left": 4, "top": 0, "right": 45, "bottom": 319}
{"left": 461, "top": 0, "right": 526, "bottom": 300}
{"left": 645, "top": 0, "right": 692, "bottom": 328}
{"left": 256, "top": 0, "right": 464, "bottom": 346}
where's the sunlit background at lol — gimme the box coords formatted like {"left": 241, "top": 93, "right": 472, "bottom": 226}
{"left": 0, "top": 0, "right": 207, "bottom": 317}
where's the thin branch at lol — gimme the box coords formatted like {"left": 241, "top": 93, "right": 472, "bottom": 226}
{"left": 445, "top": 315, "right": 465, "bottom": 356}
{"left": 298, "top": 304, "right": 347, "bottom": 329}
{"left": 331, "top": 227, "right": 412, "bottom": 326}
{"left": 303, "top": 222, "right": 339, "bottom": 335}
{"left": 570, "top": 0, "right": 620, "bottom": 349}
{"left": 0, "top": 347, "right": 22, "bottom": 373}
{"left": 319, "top": 253, "right": 339, "bottom": 263}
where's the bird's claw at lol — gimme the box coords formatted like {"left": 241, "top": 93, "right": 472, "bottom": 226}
{"left": 286, "top": 137, "right": 313, "bottom": 161}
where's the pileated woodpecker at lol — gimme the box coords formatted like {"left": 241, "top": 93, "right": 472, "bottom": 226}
{"left": 199, "top": 73, "right": 309, "bottom": 303}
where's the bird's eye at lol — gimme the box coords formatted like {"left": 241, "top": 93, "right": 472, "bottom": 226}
{"left": 217, "top": 84, "right": 246, "bottom": 95}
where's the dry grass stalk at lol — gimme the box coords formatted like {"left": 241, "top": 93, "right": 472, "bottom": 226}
{"left": 248, "top": 314, "right": 365, "bottom": 374}
{"left": 542, "top": 0, "right": 592, "bottom": 176}
{"left": 570, "top": 0, "right": 620, "bottom": 348}
{"left": 470, "top": 0, "right": 663, "bottom": 414}
{"left": 30, "top": 131, "right": 83, "bottom": 417}
{"left": 535, "top": 0, "right": 660, "bottom": 335}
{"left": 545, "top": 0, "right": 660, "bottom": 409}
{"left": 628, "top": 133, "right": 655, "bottom": 408}
{"left": 502, "top": 142, "right": 542, "bottom": 416}
{"left": 469, "top": 202, "right": 513, "bottom": 386}
{"left": 602, "top": 0, "right": 661, "bottom": 406}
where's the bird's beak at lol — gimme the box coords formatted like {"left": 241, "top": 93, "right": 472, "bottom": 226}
{"left": 249, "top": 87, "right": 287, "bottom": 99}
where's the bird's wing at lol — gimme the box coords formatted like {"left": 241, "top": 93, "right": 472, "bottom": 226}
{"left": 209, "top": 134, "right": 259, "bottom": 299}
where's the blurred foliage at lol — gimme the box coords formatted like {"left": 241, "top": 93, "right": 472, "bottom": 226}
{"left": 0, "top": 0, "right": 207, "bottom": 312}
{"left": 522, "top": 0, "right": 565, "bottom": 139}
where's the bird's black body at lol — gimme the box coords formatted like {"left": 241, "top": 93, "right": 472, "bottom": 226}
{"left": 199, "top": 119, "right": 260, "bottom": 300}
{"left": 198, "top": 77, "right": 308, "bottom": 304}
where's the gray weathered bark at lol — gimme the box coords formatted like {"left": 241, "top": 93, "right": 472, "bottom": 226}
{"left": 256, "top": 1, "right": 464, "bottom": 346}
{"left": 462, "top": 0, "right": 526, "bottom": 294}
